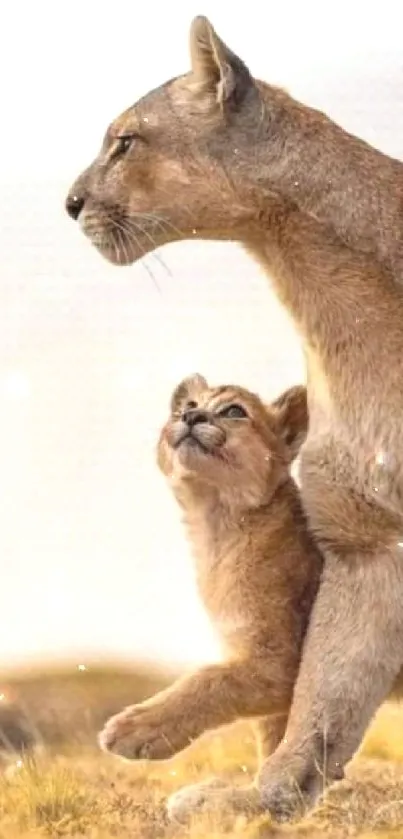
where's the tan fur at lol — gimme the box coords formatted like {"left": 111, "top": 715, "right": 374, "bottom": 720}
{"left": 66, "top": 16, "right": 403, "bottom": 821}
{"left": 99, "top": 377, "right": 321, "bottom": 779}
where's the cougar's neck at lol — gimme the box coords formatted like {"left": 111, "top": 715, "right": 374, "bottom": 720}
{"left": 247, "top": 84, "right": 403, "bottom": 279}
{"left": 242, "top": 196, "right": 399, "bottom": 354}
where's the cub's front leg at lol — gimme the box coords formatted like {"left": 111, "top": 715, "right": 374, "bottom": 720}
{"left": 99, "top": 659, "right": 286, "bottom": 761}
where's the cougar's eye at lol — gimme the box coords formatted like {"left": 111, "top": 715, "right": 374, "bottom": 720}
{"left": 186, "top": 400, "right": 198, "bottom": 410}
{"left": 219, "top": 404, "right": 248, "bottom": 420}
{"left": 114, "top": 134, "right": 138, "bottom": 156}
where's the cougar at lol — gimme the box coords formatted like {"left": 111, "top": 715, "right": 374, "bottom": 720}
{"left": 66, "top": 16, "right": 403, "bottom": 820}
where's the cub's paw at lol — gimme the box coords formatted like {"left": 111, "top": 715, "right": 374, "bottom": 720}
{"left": 167, "top": 778, "right": 264, "bottom": 823}
{"left": 99, "top": 703, "right": 186, "bottom": 761}
{"left": 167, "top": 778, "right": 229, "bottom": 823}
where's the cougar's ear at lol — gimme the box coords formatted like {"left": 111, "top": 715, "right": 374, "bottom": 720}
{"left": 170, "top": 373, "right": 208, "bottom": 415}
{"left": 188, "top": 16, "right": 254, "bottom": 107}
{"left": 271, "top": 385, "right": 308, "bottom": 462}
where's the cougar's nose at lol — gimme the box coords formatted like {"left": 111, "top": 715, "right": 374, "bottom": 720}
{"left": 65, "top": 192, "right": 85, "bottom": 221}
{"left": 182, "top": 408, "right": 210, "bottom": 427}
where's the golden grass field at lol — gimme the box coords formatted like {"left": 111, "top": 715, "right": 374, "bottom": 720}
{"left": 1, "top": 663, "right": 403, "bottom": 839}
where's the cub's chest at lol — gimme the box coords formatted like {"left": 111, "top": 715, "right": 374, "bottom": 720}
{"left": 194, "top": 544, "right": 250, "bottom": 622}
{"left": 305, "top": 347, "right": 332, "bottom": 416}
{"left": 193, "top": 542, "right": 267, "bottom": 654}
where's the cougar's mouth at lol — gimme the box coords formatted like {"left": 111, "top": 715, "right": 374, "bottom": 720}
{"left": 81, "top": 208, "right": 179, "bottom": 266}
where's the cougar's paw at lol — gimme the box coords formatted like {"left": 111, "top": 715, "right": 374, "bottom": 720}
{"left": 99, "top": 703, "right": 185, "bottom": 761}
{"left": 259, "top": 778, "right": 306, "bottom": 823}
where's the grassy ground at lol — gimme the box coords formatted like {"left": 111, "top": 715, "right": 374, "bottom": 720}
{"left": 1, "top": 664, "right": 403, "bottom": 838}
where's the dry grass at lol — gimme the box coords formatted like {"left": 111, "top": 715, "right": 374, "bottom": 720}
{"left": 1, "top": 665, "right": 403, "bottom": 838}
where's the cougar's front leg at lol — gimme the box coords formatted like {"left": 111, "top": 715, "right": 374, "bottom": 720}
{"left": 257, "top": 544, "right": 403, "bottom": 821}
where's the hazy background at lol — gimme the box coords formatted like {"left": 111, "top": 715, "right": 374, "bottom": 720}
{"left": 1, "top": 0, "right": 403, "bottom": 670}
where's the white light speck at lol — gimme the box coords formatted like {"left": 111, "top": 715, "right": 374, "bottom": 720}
{"left": 376, "top": 451, "right": 385, "bottom": 466}
{"left": 16, "top": 759, "right": 23, "bottom": 769}
{"left": 170, "top": 770, "right": 176, "bottom": 776}
{"left": 241, "top": 765, "right": 247, "bottom": 773}
{"left": 77, "top": 664, "right": 87, "bottom": 672}
{"left": 192, "top": 229, "right": 197, "bottom": 235}
{"left": 294, "top": 180, "right": 299, "bottom": 186}
{"left": 0, "top": 693, "right": 6, "bottom": 702}
{"left": 355, "top": 317, "right": 360, "bottom": 324}
{"left": 264, "top": 455, "right": 270, "bottom": 461}
{"left": 374, "top": 487, "right": 379, "bottom": 492}
{"left": 142, "top": 117, "right": 149, "bottom": 123}
{"left": 398, "top": 542, "right": 403, "bottom": 549}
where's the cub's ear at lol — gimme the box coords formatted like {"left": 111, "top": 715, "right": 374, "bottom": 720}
{"left": 188, "top": 16, "right": 253, "bottom": 108}
{"left": 271, "top": 385, "right": 308, "bottom": 462}
{"left": 170, "top": 373, "right": 208, "bottom": 415}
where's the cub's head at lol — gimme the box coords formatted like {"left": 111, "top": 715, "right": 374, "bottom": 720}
{"left": 157, "top": 374, "right": 308, "bottom": 509}
{"left": 65, "top": 16, "right": 284, "bottom": 266}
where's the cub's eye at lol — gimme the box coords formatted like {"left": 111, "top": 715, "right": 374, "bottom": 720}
{"left": 219, "top": 404, "right": 248, "bottom": 420}
{"left": 186, "top": 400, "right": 198, "bottom": 410}
{"left": 115, "top": 134, "right": 138, "bottom": 156}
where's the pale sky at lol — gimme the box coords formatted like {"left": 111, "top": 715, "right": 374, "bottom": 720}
{"left": 1, "top": 1, "right": 403, "bottom": 670}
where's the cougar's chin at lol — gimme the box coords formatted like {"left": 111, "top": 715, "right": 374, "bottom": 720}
{"left": 84, "top": 229, "right": 139, "bottom": 266}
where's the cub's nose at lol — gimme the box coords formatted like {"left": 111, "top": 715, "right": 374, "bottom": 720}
{"left": 182, "top": 408, "right": 210, "bottom": 427}
{"left": 65, "top": 192, "right": 85, "bottom": 221}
